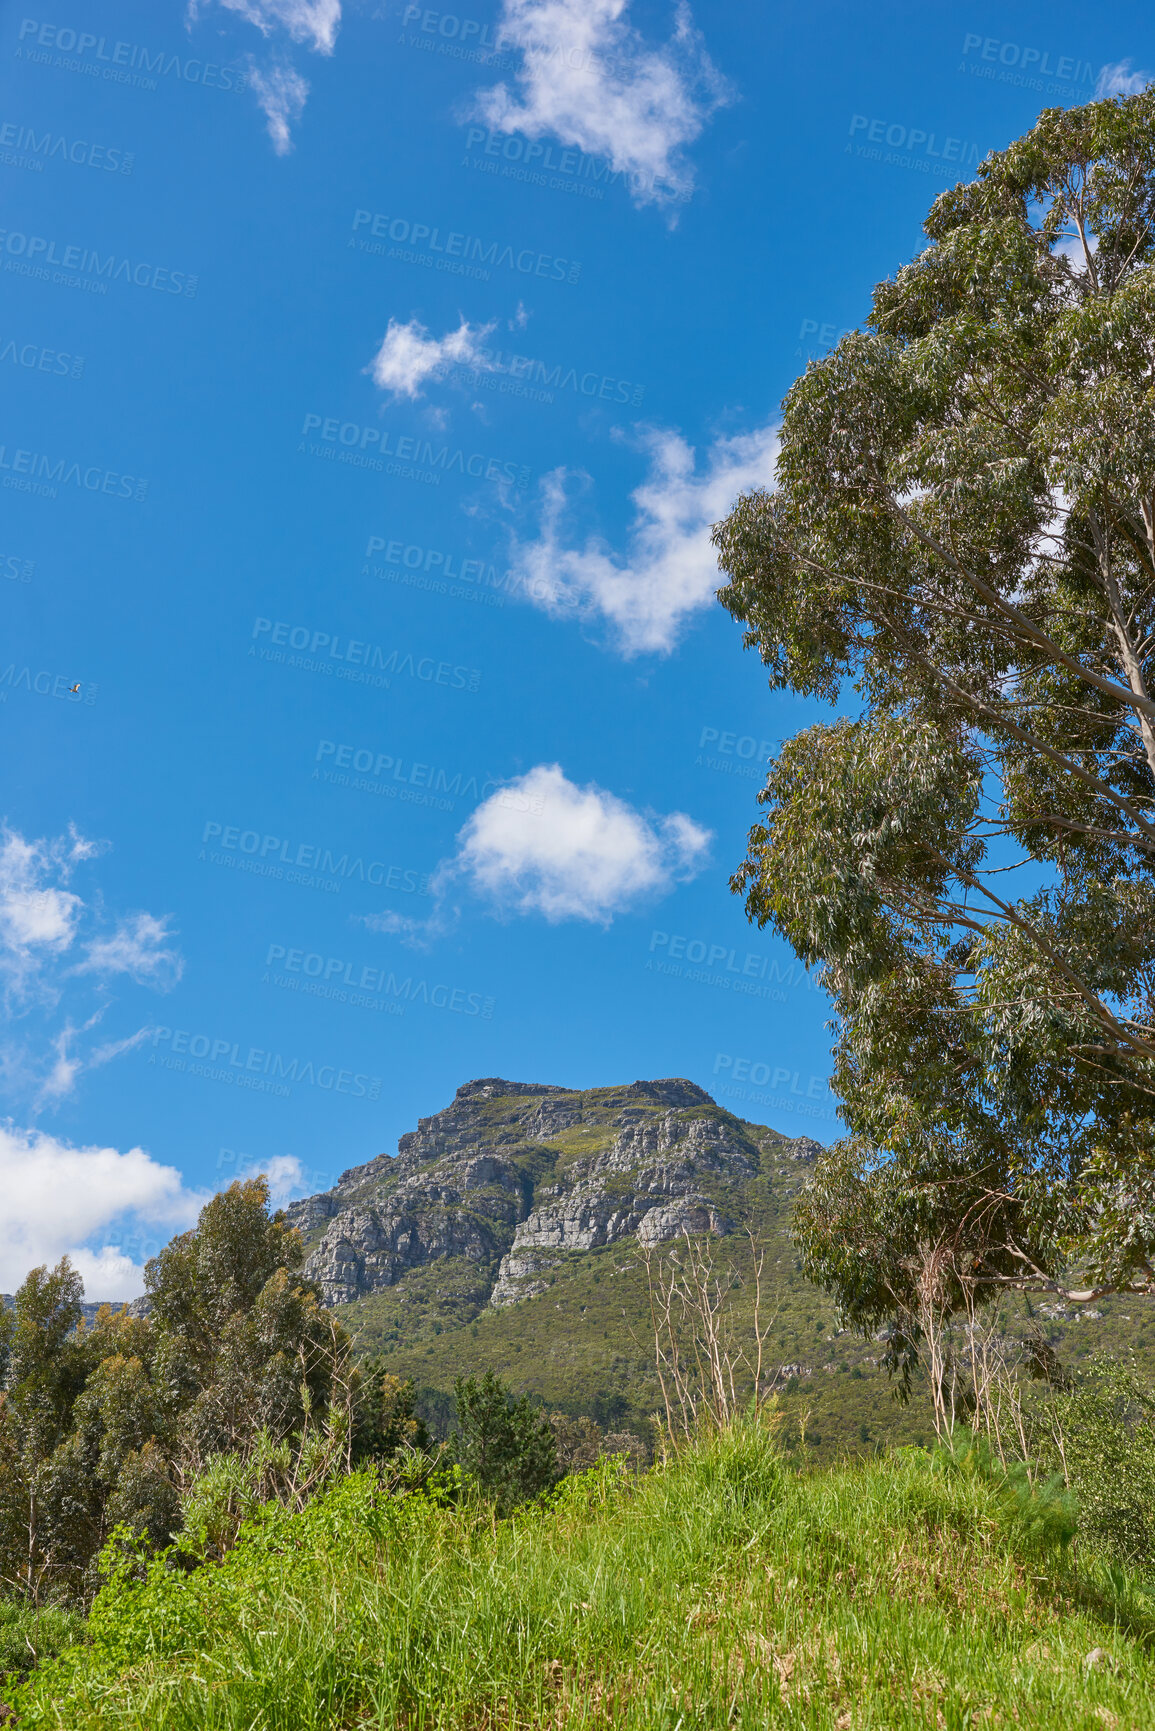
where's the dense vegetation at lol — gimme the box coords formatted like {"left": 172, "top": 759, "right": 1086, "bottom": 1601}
{"left": 0, "top": 1180, "right": 362, "bottom": 1606}
{"left": 5, "top": 1171, "right": 1155, "bottom": 1724}
{"left": 12, "top": 1421, "right": 1155, "bottom": 1728}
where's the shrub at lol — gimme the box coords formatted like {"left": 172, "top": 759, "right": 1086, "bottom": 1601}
{"left": 0, "top": 1598, "right": 85, "bottom": 1692}
{"left": 935, "top": 1430, "right": 1077, "bottom": 1559}
{"left": 452, "top": 1373, "right": 558, "bottom": 1514}
{"left": 1022, "top": 1355, "right": 1155, "bottom": 1571}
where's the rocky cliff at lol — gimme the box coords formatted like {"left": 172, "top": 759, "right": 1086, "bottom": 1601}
{"left": 285, "top": 1077, "right": 820, "bottom": 1311}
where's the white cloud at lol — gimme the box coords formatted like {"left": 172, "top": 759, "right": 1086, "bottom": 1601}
{"left": 447, "top": 763, "right": 710, "bottom": 922}
{"left": 189, "top": 0, "right": 338, "bottom": 153}
{"left": 511, "top": 420, "right": 779, "bottom": 655}
{"left": 0, "top": 827, "right": 182, "bottom": 1001}
{"left": 472, "top": 0, "right": 729, "bottom": 207}
{"left": 0, "top": 827, "right": 94, "bottom": 965}
{"left": 37, "top": 1027, "right": 85, "bottom": 1104}
{"left": 245, "top": 57, "right": 311, "bottom": 153}
{"left": 76, "top": 913, "right": 184, "bottom": 989}
{"left": 237, "top": 1153, "right": 311, "bottom": 1207}
{"left": 193, "top": 0, "right": 340, "bottom": 53}
{"left": 2, "top": 884, "right": 81, "bottom": 951}
{"left": 0, "top": 1124, "right": 205, "bottom": 1298}
{"left": 366, "top": 317, "right": 496, "bottom": 399}
{"left": 1096, "top": 60, "right": 1153, "bottom": 97}
{"left": 32, "top": 1023, "right": 154, "bottom": 1110}
{"left": 68, "top": 1245, "right": 151, "bottom": 1299}
{"left": 0, "top": 826, "right": 183, "bottom": 1104}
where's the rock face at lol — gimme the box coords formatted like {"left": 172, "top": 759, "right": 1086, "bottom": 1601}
{"left": 285, "top": 1077, "right": 820, "bottom": 1310}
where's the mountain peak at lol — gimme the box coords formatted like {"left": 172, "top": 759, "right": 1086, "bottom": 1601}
{"left": 452, "top": 1076, "right": 715, "bottom": 1109}
{"left": 453, "top": 1077, "right": 569, "bottom": 1102}
{"left": 286, "top": 1075, "right": 818, "bottom": 1311}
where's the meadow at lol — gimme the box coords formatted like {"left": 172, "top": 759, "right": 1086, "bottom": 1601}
{"left": 11, "top": 1422, "right": 1155, "bottom": 1730}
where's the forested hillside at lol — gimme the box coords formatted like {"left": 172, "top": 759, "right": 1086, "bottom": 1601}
{"left": 285, "top": 1077, "right": 1155, "bottom": 1459}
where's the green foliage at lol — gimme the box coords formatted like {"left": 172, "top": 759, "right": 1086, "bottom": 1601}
{"left": 4, "top": 1263, "right": 89, "bottom": 1462}
{"left": 674, "top": 1414, "right": 783, "bottom": 1532}
{"left": 178, "top": 1425, "right": 346, "bottom": 1562}
{"left": 452, "top": 1372, "right": 558, "bottom": 1513}
{"left": 0, "top": 1597, "right": 85, "bottom": 1692}
{"left": 147, "top": 1183, "right": 336, "bottom": 1469}
{"left": 547, "top": 1410, "right": 603, "bottom": 1473}
{"left": 15, "top": 1425, "right": 1155, "bottom": 1728}
{"left": 351, "top": 1364, "right": 428, "bottom": 1462}
{"left": 0, "top": 1180, "right": 355, "bottom": 1606}
{"left": 714, "top": 91, "right": 1155, "bottom": 1355}
{"left": 935, "top": 1430, "right": 1078, "bottom": 1558}
{"left": 1022, "top": 1355, "right": 1155, "bottom": 1569}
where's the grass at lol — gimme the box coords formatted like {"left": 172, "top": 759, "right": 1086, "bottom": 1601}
{"left": 0, "top": 1599, "right": 85, "bottom": 1696}
{"left": 13, "top": 1424, "right": 1155, "bottom": 1728}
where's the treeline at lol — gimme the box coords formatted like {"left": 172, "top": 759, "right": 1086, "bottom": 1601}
{"left": 0, "top": 1180, "right": 644, "bottom": 1608}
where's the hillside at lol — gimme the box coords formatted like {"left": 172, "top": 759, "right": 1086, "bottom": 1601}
{"left": 16, "top": 1428, "right": 1155, "bottom": 1729}
{"left": 286, "top": 1078, "right": 1155, "bottom": 1458}
{"left": 1, "top": 1298, "right": 108, "bottom": 1326}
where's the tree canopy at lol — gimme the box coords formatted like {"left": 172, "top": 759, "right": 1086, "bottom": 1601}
{"left": 0, "top": 1180, "right": 354, "bottom": 1603}
{"left": 714, "top": 93, "right": 1155, "bottom": 1377}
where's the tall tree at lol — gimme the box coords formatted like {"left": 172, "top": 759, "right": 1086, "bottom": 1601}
{"left": 0, "top": 1180, "right": 352, "bottom": 1602}
{"left": 453, "top": 1373, "right": 558, "bottom": 1514}
{"left": 145, "top": 1178, "right": 343, "bottom": 1472}
{"left": 0, "top": 1261, "right": 89, "bottom": 1599}
{"left": 713, "top": 93, "right": 1155, "bottom": 1376}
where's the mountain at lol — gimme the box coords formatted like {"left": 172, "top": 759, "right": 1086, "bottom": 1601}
{"left": 1, "top": 1297, "right": 109, "bottom": 1326}
{"left": 286, "top": 1075, "right": 819, "bottom": 1311}
{"left": 286, "top": 1076, "right": 1155, "bottom": 1458}
{"left": 284, "top": 1075, "right": 923, "bottom": 1451}
{"left": 8, "top": 1077, "right": 1146, "bottom": 1461}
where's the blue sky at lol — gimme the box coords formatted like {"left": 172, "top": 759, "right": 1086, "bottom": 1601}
{"left": 0, "top": 0, "right": 1149, "bottom": 1297}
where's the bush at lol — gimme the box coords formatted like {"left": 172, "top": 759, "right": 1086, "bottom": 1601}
{"left": 678, "top": 1415, "right": 782, "bottom": 1537}
{"left": 452, "top": 1373, "right": 558, "bottom": 1514}
{"left": 178, "top": 1426, "right": 344, "bottom": 1562}
{"left": 1022, "top": 1355, "right": 1155, "bottom": 1571}
{"left": 934, "top": 1430, "right": 1077, "bottom": 1559}
{"left": 0, "top": 1597, "right": 85, "bottom": 1692}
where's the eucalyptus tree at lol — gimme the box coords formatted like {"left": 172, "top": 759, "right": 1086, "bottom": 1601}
{"left": 714, "top": 93, "right": 1155, "bottom": 1379}
{"left": 0, "top": 1180, "right": 352, "bottom": 1602}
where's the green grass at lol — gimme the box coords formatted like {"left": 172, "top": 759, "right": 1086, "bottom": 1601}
{"left": 15, "top": 1427, "right": 1155, "bottom": 1728}
{"left": 0, "top": 1598, "right": 86, "bottom": 1700}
